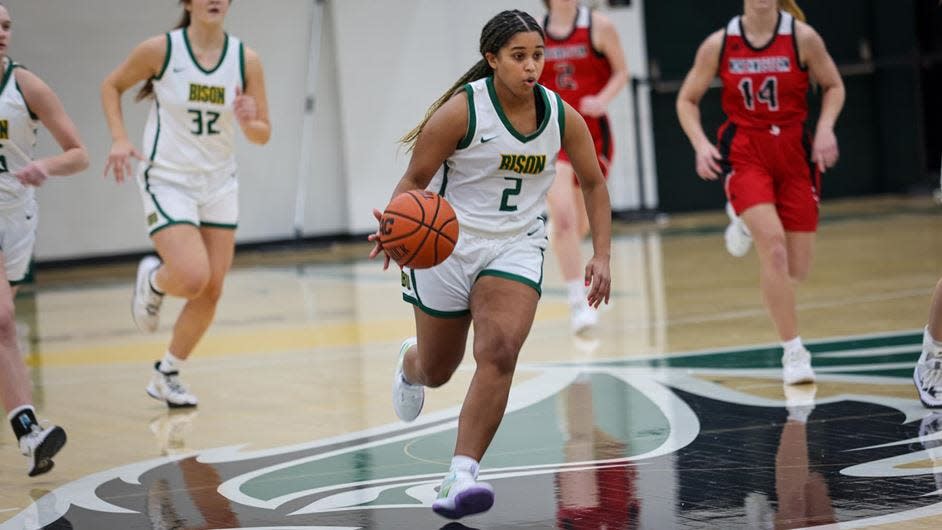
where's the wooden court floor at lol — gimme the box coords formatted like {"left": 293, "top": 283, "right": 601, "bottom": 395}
{"left": 0, "top": 195, "right": 940, "bottom": 529}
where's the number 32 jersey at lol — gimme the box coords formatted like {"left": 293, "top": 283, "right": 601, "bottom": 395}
{"left": 719, "top": 11, "right": 809, "bottom": 128}
{"left": 142, "top": 29, "right": 245, "bottom": 174}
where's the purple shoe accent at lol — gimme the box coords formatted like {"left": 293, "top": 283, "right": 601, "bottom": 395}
{"left": 432, "top": 484, "right": 494, "bottom": 519}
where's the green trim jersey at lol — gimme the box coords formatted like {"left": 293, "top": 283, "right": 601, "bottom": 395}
{"left": 142, "top": 29, "right": 245, "bottom": 174}
{"left": 428, "top": 77, "right": 565, "bottom": 236}
{"left": 0, "top": 60, "right": 38, "bottom": 208}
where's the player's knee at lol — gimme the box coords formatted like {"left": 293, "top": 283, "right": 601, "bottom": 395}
{"left": 178, "top": 269, "right": 211, "bottom": 299}
{"left": 475, "top": 337, "right": 522, "bottom": 377}
{"left": 421, "top": 365, "right": 454, "bottom": 388}
{"left": 758, "top": 235, "right": 789, "bottom": 272}
{"left": 789, "top": 264, "right": 810, "bottom": 283}
{"left": 199, "top": 278, "right": 225, "bottom": 303}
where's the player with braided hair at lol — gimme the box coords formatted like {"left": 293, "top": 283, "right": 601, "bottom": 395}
{"left": 371, "top": 9, "right": 612, "bottom": 519}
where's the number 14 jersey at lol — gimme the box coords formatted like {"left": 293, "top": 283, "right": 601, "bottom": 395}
{"left": 719, "top": 11, "right": 809, "bottom": 129}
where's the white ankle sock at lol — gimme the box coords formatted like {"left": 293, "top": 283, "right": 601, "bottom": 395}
{"left": 566, "top": 279, "right": 586, "bottom": 306}
{"left": 450, "top": 455, "right": 479, "bottom": 478}
{"left": 782, "top": 336, "right": 804, "bottom": 354}
{"left": 158, "top": 351, "right": 185, "bottom": 373}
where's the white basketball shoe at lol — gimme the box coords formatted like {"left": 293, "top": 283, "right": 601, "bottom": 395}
{"left": 782, "top": 346, "right": 816, "bottom": 385}
{"left": 19, "top": 423, "right": 67, "bottom": 477}
{"left": 915, "top": 328, "right": 942, "bottom": 408}
{"left": 146, "top": 362, "right": 199, "bottom": 408}
{"left": 724, "top": 202, "right": 752, "bottom": 257}
{"left": 132, "top": 256, "right": 164, "bottom": 333}
{"left": 392, "top": 337, "right": 424, "bottom": 422}
{"left": 432, "top": 469, "right": 495, "bottom": 519}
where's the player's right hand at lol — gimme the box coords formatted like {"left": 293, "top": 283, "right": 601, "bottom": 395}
{"left": 367, "top": 208, "right": 391, "bottom": 271}
{"left": 694, "top": 141, "right": 723, "bottom": 180}
{"left": 104, "top": 139, "right": 145, "bottom": 183}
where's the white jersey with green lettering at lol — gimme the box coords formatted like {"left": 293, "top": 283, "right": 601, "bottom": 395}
{"left": 141, "top": 29, "right": 244, "bottom": 175}
{"left": 0, "top": 60, "right": 38, "bottom": 208}
{"left": 427, "top": 77, "right": 565, "bottom": 236}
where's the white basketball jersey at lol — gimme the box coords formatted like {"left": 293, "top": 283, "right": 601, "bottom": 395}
{"left": 427, "top": 77, "right": 564, "bottom": 235}
{"left": 0, "top": 60, "right": 38, "bottom": 207}
{"left": 142, "top": 29, "right": 244, "bottom": 174}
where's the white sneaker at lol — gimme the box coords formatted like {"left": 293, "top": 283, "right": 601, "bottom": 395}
{"left": 914, "top": 333, "right": 942, "bottom": 408}
{"left": 19, "top": 423, "right": 67, "bottom": 477}
{"left": 570, "top": 300, "right": 599, "bottom": 335}
{"left": 146, "top": 362, "right": 198, "bottom": 408}
{"left": 782, "top": 347, "right": 816, "bottom": 385}
{"left": 132, "top": 256, "right": 164, "bottom": 333}
{"left": 392, "top": 337, "right": 423, "bottom": 422}
{"left": 724, "top": 202, "right": 752, "bottom": 257}
{"left": 432, "top": 470, "right": 495, "bottom": 519}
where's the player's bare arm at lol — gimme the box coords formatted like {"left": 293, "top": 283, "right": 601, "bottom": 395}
{"left": 796, "top": 21, "right": 844, "bottom": 171}
{"left": 14, "top": 68, "right": 87, "bottom": 182}
{"left": 587, "top": 12, "right": 629, "bottom": 112}
{"left": 561, "top": 100, "right": 612, "bottom": 307}
{"left": 393, "top": 92, "right": 468, "bottom": 199}
{"left": 237, "top": 46, "right": 270, "bottom": 145}
{"left": 676, "top": 30, "right": 724, "bottom": 180}
{"left": 101, "top": 35, "right": 166, "bottom": 181}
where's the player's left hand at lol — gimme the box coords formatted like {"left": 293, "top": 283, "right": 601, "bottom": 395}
{"left": 578, "top": 95, "right": 607, "bottom": 118}
{"left": 367, "top": 208, "right": 392, "bottom": 271}
{"left": 233, "top": 86, "right": 257, "bottom": 124}
{"left": 14, "top": 160, "right": 49, "bottom": 187}
{"left": 584, "top": 254, "right": 611, "bottom": 309}
{"left": 812, "top": 127, "right": 839, "bottom": 173}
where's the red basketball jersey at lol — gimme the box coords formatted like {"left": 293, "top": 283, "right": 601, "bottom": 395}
{"left": 540, "top": 5, "right": 613, "bottom": 106}
{"left": 719, "top": 11, "right": 809, "bottom": 128}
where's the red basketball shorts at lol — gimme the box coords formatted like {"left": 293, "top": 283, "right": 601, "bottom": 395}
{"left": 717, "top": 121, "right": 821, "bottom": 232}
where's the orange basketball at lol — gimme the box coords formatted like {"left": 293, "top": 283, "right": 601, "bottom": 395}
{"left": 380, "top": 190, "right": 459, "bottom": 269}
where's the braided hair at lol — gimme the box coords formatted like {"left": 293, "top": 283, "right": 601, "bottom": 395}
{"left": 401, "top": 10, "right": 544, "bottom": 149}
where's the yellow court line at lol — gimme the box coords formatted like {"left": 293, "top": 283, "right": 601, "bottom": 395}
{"left": 26, "top": 303, "right": 575, "bottom": 368}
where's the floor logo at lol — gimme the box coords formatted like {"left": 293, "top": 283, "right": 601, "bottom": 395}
{"left": 5, "top": 331, "right": 941, "bottom": 529}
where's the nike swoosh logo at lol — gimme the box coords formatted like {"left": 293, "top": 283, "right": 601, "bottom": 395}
{"left": 172, "top": 67, "right": 186, "bottom": 73}
{"left": 481, "top": 135, "right": 497, "bottom": 143}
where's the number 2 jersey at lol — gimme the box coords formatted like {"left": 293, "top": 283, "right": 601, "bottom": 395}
{"left": 719, "top": 11, "right": 809, "bottom": 128}
{"left": 426, "top": 77, "right": 564, "bottom": 236}
{"left": 141, "top": 29, "right": 244, "bottom": 174}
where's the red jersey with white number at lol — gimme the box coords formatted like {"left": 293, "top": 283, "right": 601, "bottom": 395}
{"left": 540, "top": 5, "right": 612, "bottom": 106}
{"left": 719, "top": 11, "right": 809, "bottom": 128}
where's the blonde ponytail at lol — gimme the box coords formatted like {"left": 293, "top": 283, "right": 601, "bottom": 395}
{"left": 778, "top": 0, "right": 806, "bottom": 22}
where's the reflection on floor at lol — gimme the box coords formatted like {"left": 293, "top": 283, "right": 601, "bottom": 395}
{"left": 0, "top": 196, "right": 940, "bottom": 529}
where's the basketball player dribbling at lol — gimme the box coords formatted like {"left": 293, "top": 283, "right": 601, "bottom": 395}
{"left": 101, "top": 0, "right": 271, "bottom": 408}
{"left": 0, "top": 2, "right": 89, "bottom": 476}
{"left": 676, "top": 0, "right": 845, "bottom": 386}
{"left": 368, "top": 9, "right": 612, "bottom": 519}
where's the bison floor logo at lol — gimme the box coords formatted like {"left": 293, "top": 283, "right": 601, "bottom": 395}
{"left": 6, "top": 330, "right": 942, "bottom": 529}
